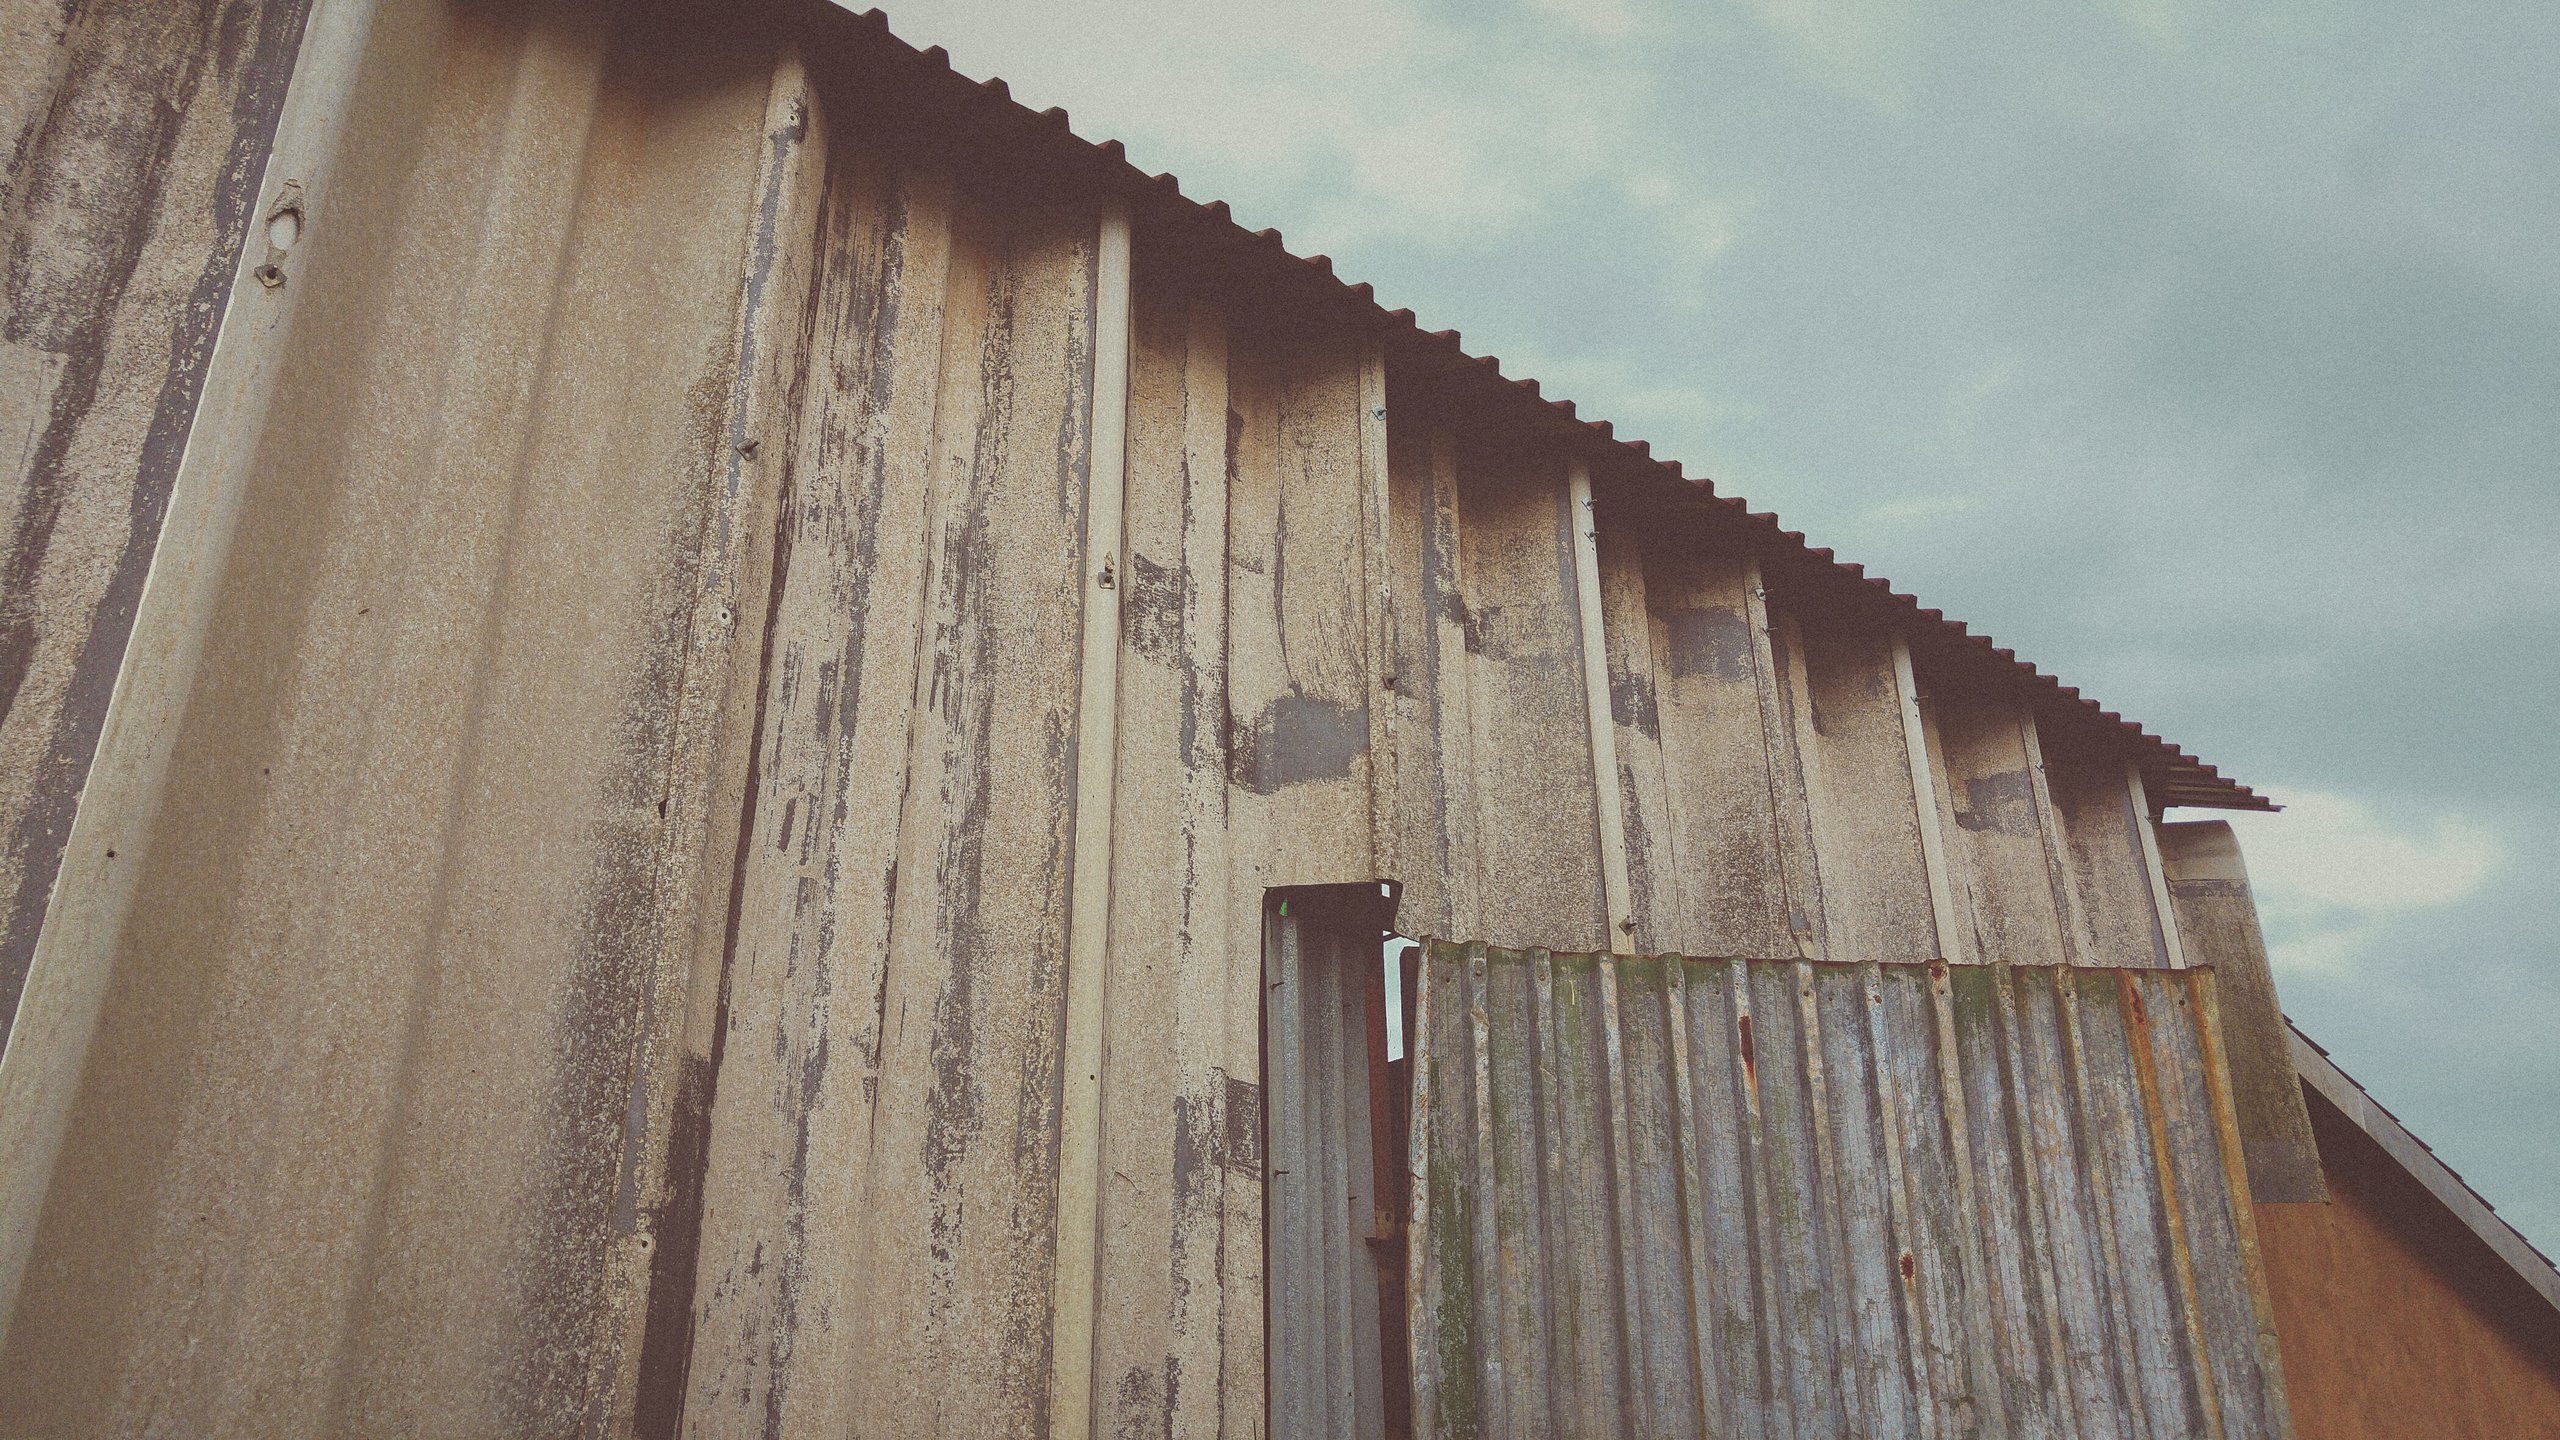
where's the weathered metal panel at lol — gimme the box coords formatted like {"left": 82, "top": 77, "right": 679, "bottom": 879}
{"left": 0, "top": 2, "right": 2309, "bottom": 1435}
{"left": 1602, "top": 536, "right": 1799, "bottom": 960}
{"left": 1923, "top": 688, "right": 2079, "bottom": 967}
{"left": 2045, "top": 737, "right": 2178, "bottom": 968}
{"left": 1377, "top": 412, "right": 1612, "bottom": 955}
{"left": 0, "top": 1, "right": 788, "bottom": 1431}
{"left": 1088, "top": 274, "right": 1248, "bottom": 1440}
{"left": 1412, "top": 941, "right": 2297, "bottom": 1439}
{"left": 0, "top": 0, "right": 315, "bottom": 1044}
{"left": 1381, "top": 411, "right": 1483, "bottom": 944}
{"left": 663, "top": 62, "right": 977, "bottom": 1435}
{"left": 2158, "top": 821, "right": 2324, "bottom": 1204}
{"left": 1776, "top": 613, "right": 1941, "bottom": 964}
{"left": 675, "top": 144, "right": 1101, "bottom": 1439}
{"left": 1225, "top": 329, "right": 1378, "bottom": 889}
{"left": 1448, "top": 446, "right": 1608, "bottom": 953}
{"left": 1263, "top": 902, "right": 1390, "bottom": 1440}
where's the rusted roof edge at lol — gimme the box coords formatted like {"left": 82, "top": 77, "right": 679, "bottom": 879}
{"left": 2289, "top": 1023, "right": 2560, "bottom": 1317}
{"left": 823, "top": 2, "right": 2272, "bottom": 811}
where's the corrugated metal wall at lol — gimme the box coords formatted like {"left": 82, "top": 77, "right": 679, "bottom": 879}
{"left": 1377, "top": 439, "right": 2188, "bottom": 975}
{"left": 1411, "top": 942, "right": 2293, "bottom": 1440}
{"left": 1, "top": 1, "right": 801, "bottom": 1433}
{"left": 1263, "top": 898, "right": 1393, "bottom": 1440}
{"left": 0, "top": 1, "right": 2301, "bottom": 1435}
{"left": 0, "top": 0, "right": 315, "bottom": 1038}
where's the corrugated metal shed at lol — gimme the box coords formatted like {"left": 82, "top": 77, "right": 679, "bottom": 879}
{"left": 0, "top": 1, "right": 2350, "bottom": 1436}
{"left": 1411, "top": 943, "right": 2292, "bottom": 1440}
{"left": 0, "top": 0, "right": 2268, "bottom": 1056}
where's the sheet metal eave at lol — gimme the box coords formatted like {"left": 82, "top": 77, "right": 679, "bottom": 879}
{"left": 2288, "top": 1025, "right": 2560, "bottom": 1317}
{"left": 812, "top": 0, "right": 2273, "bottom": 813}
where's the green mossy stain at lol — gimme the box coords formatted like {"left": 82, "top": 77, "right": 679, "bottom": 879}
{"left": 1427, "top": 1106, "right": 1480, "bottom": 1436}
{"left": 1951, "top": 963, "right": 2000, "bottom": 1030}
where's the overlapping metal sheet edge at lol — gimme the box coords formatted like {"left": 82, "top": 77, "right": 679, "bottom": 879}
{"left": 806, "top": 0, "right": 2269, "bottom": 813}
{"left": 1410, "top": 941, "right": 2294, "bottom": 1439}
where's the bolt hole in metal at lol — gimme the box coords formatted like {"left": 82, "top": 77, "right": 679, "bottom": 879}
{"left": 257, "top": 182, "right": 305, "bottom": 288}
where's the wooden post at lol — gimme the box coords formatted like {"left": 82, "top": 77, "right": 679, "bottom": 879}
{"left": 1050, "top": 196, "right": 1133, "bottom": 1440}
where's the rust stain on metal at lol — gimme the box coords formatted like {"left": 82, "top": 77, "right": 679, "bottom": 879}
{"left": 1412, "top": 945, "right": 2296, "bottom": 1437}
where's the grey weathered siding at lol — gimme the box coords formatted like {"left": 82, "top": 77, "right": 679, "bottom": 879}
{"left": 1412, "top": 942, "right": 2294, "bottom": 1440}
{"left": 0, "top": 1, "right": 790, "bottom": 1432}
{"left": 0, "top": 1, "right": 2283, "bottom": 1435}
{"left": 0, "top": 0, "right": 316, "bottom": 1039}
{"left": 1262, "top": 900, "right": 1391, "bottom": 1440}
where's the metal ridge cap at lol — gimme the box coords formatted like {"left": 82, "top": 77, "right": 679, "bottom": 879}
{"left": 2288, "top": 1022, "right": 2560, "bottom": 1317}
{"left": 825, "top": 1, "right": 2265, "bottom": 809}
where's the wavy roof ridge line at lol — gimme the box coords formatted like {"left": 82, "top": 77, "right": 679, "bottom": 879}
{"left": 826, "top": 2, "right": 2268, "bottom": 810}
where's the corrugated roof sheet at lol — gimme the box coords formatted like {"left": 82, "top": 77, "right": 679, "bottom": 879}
{"left": 814, "top": 2, "right": 2271, "bottom": 812}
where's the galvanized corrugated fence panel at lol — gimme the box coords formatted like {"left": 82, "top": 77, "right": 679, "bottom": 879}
{"left": 1264, "top": 905, "right": 1390, "bottom": 1440}
{"left": 1411, "top": 942, "right": 2293, "bottom": 1439}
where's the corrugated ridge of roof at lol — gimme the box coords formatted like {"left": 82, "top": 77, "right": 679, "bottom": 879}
{"left": 830, "top": 3, "right": 2270, "bottom": 811}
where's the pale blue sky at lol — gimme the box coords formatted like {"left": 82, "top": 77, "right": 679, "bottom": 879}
{"left": 865, "top": 0, "right": 2560, "bottom": 1249}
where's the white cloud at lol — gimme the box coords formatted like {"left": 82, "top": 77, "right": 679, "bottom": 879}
{"left": 2229, "top": 790, "right": 2504, "bottom": 977}
{"left": 1525, "top": 0, "right": 1659, "bottom": 42}
{"left": 1860, "top": 493, "right": 1980, "bottom": 528}
{"left": 1617, "top": 171, "right": 1761, "bottom": 311}
{"left": 1732, "top": 0, "right": 1919, "bottom": 111}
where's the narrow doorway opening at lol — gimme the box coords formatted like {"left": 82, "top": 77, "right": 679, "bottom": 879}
{"left": 1262, "top": 884, "right": 1419, "bottom": 1440}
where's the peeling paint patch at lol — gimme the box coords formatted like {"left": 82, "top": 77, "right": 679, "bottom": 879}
{"left": 1608, "top": 666, "right": 1658, "bottom": 742}
{"left": 1121, "top": 549, "right": 1182, "bottom": 665}
{"left": 1222, "top": 1075, "right": 1261, "bottom": 1175}
{"left": 1957, "top": 769, "right": 2039, "bottom": 837}
{"left": 1229, "top": 690, "right": 1367, "bottom": 794}
{"left": 1661, "top": 605, "right": 1754, "bottom": 681}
